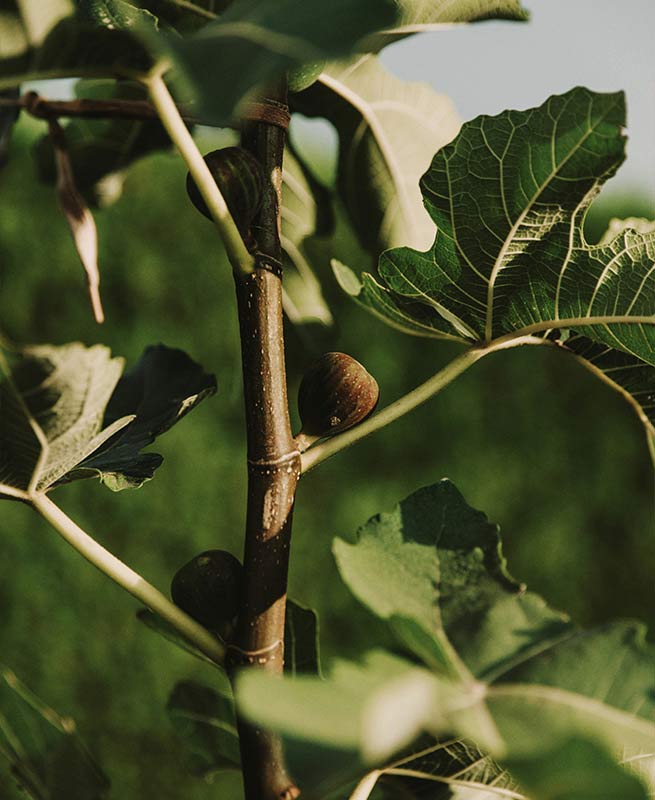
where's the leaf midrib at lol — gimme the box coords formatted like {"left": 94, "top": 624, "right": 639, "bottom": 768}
{"left": 484, "top": 97, "right": 621, "bottom": 341}
{"left": 319, "top": 59, "right": 422, "bottom": 247}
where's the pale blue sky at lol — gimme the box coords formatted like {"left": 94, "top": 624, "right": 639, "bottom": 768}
{"left": 381, "top": 0, "right": 654, "bottom": 200}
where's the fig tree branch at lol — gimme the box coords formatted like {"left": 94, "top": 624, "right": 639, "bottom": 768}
{"left": 228, "top": 82, "right": 301, "bottom": 800}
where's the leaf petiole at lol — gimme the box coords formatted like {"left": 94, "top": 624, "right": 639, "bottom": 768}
{"left": 300, "top": 335, "right": 549, "bottom": 473}
{"left": 145, "top": 67, "right": 255, "bottom": 277}
{"left": 30, "top": 492, "right": 225, "bottom": 666}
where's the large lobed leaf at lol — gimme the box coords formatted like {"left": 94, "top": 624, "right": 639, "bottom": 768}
{"left": 0, "top": 342, "right": 216, "bottom": 498}
{"left": 236, "top": 481, "right": 655, "bottom": 798}
{"left": 338, "top": 87, "right": 655, "bottom": 457}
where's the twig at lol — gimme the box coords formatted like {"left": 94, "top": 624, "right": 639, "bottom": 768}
{"left": 0, "top": 94, "right": 194, "bottom": 122}
{"left": 301, "top": 335, "right": 552, "bottom": 473}
{"left": 31, "top": 493, "right": 225, "bottom": 665}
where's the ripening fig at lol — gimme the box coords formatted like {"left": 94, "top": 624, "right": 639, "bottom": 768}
{"left": 171, "top": 549, "right": 243, "bottom": 635}
{"left": 296, "top": 352, "right": 379, "bottom": 448}
{"left": 186, "top": 147, "right": 264, "bottom": 243}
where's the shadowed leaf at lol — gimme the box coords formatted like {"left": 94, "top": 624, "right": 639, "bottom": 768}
{"left": 0, "top": 0, "right": 156, "bottom": 88}
{"left": 0, "top": 665, "right": 109, "bottom": 800}
{"left": 285, "top": 600, "right": 321, "bottom": 677}
{"left": 33, "top": 79, "right": 171, "bottom": 206}
{"left": 167, "top": 680, "right": 241, "bottom": 779}
{"left": 158, "top": 0, "right": 399, "bottom": 125}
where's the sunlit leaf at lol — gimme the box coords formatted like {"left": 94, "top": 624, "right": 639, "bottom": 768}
{"left": 333, "top": 480, "right": 572, "bottom": 680}
{"left": 506, "top": 737, "right": 649, "bottom": 800}
{"left": 368, "top": 0, "right": 529, "bottom": 48}
{"left": 237, "top": 481, "right": 655, "bottom": 796}
{"left": 0, "top": 342, "right": 216, "bottom": 498}
{"left": 237, "top": 649, "right": 497, "bottom": 794}
{"left": 294, "top": 54, "right": 460, "bottom": 254}
{"left": 339, "top": 88, "right": 655, "bottom": 455}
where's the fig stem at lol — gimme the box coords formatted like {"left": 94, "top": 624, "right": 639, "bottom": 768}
{"left": 292, "top": 431, "right": 320, "bottom": 453}
{"left": 301, "top": 335, "right": 553, "bottom": 473}
{"left": 145, "top": 68, "right": 255, "bottom": 277}
{"left": 31, "top": 492, "right": 226, "bottom": 666}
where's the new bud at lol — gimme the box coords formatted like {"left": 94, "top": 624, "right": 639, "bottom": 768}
{"left": 171, "top": 549, "right": 243, "bottom": 634}
{"left": 297, "top": 352, "right": 379, "bottom": 443}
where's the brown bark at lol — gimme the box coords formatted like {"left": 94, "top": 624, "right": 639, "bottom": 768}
{"left": 227, "top": 88, "right": 301, "bottom": 800}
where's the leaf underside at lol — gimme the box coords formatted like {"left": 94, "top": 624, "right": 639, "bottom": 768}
{"left": 281, "top": 146, "right": 334, "bottom": 328}
{"left": 293, "top": 54, "right": 460, "bottom": 255}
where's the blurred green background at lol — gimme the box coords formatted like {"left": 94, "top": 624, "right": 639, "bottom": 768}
{"left": 0, "top": 109, "right": 653, "bottom": 800}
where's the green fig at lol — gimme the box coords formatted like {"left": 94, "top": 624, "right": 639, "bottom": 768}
{"left": 171, "top": 549, "right": 243, "bottom": 632}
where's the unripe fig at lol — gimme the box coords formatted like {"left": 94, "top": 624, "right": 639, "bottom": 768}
{"left": 297, "top": 352, "right": 379, "bottom": 441}
{"left": 186, "top": 147, "right": 264, "bottom": 239}
{"left": 287, "top": 61, "right": 325, "bottom": 93}
{"left": 171, "top": 549, "right": 243, "bottom": 632}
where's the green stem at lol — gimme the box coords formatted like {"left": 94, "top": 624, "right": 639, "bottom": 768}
{"left": 31, "top": 492, "right": 225, "bottom": 665}
{"left": 349, "top": 771, "right": 382, "bottom": 800}
{"left": 301, "top": 335, "right": 548, "bottom": 473}
{"left": 146, "top": 69, "right": 255, "bottom": 277}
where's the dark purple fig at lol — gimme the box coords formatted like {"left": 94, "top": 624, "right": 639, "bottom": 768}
{"left": 297, "top": 352, "right": 379, "bottom": 440}
{"left": 171, "top": 549, "right": 243, "bottom": 631}
{"left": 186, "top": 147, "right": 264, "bottom": 238}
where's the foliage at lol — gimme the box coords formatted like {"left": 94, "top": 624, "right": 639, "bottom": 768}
{"left": 0, "top": 342, "right": 215, "bottom": 496}
{"left": 237, "top": 482, "right": 655, "bottom": 798}
{"left": 0, "top": 0, "right": 652, "bottom": 799}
